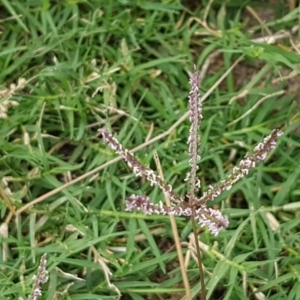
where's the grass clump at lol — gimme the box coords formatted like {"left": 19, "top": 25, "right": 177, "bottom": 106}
{"left": 0, "top": 1, "right": 300, "bottom": 299}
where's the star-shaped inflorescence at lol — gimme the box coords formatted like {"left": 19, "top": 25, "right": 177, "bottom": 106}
{"left": 99, "top": 66, "right": 282, "bottom": 236}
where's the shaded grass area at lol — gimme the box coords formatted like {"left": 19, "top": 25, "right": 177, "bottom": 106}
{"left": 0, "top": 0, "right": 300, "bottom": 299}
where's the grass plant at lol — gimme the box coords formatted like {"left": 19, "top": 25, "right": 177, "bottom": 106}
{"left": 0, "top": 1, "right": 300, "bottom": 299}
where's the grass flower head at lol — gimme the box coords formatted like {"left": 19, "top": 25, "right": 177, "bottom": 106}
{"left": 100, "top": 66, "right": 282, "bottom": 236}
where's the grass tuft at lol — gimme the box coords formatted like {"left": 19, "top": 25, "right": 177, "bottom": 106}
{"left": 0, "top": 1, "right": 299, "bottom": 299}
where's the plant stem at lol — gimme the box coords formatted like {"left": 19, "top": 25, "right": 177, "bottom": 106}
{"left": 191, "top": 216, "right": 206, "bottom": 300}
{"left": 153, "top": 151, "right": 192, "bottom": 300}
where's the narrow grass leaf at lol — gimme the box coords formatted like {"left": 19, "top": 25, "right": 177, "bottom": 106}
{"left": 46, "top": 269, "right": 57, "bottom": 300}
{"left": 223, "top": 267, "right": 239, "bottom": 300}
{"left": 130, "top": 252, "right": 176, "bottom": 274}
{"left": 70, "top": 295, "right": 117, "bottom": 300}
{"left": 29, "top": 213, "right": 36, "bottom": 263}
{"left": 273, "top": 168, "right": 300, "bottom": 206}
{"left": 131, "top": 56, "right": 184, "bottom": 73}
{"left": 206, "top": 260, "right": 231, "bottom": 299}
{"left": 1, "top": 0, "right": 29, "bottom": 32}
{"left": 125, "top": 218, "right": 137, "bottom": 261}
{"left": 255, "top": 273, "right": 294, "bottom": 293}
{"left": 225, "top": 217, "right": 251, "bottom": 256}
{"left": 137, "top": 219, "right": 165, "bottom": 273}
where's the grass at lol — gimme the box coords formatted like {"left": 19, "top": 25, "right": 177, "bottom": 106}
{"left": 0, "top": 0, "right": 300, "bottom": 299}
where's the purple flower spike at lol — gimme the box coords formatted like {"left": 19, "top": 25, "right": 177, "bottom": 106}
{"left": 126, "top": 194, "right": 192, "bottom": 217}
{"left": 99, "top": 129, "right": 184, "bottom": 205}
{"left": 125, "top": 195, "right": 229, "bottom": 235}
{"left": 194, "top": 207, "right": 229, "bottom": 236}
{"left": 28, "top": 254, "right": 49, "bottom": 300}
{"left": 194, "top": 129, "right": 283, "bottom": 206}
{"left": 185, "top": 66, "right": 203, "bottom": 200}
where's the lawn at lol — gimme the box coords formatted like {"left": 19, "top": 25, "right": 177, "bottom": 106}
{"left": 0, "top": 1, "right": 300, "bottom": 299}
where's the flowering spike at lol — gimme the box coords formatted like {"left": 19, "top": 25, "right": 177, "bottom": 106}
{"left": 28, "top": 253, "right": 49, "bottom": 300}
{"left": 126, "top": 194, "right": 191, "bottom": 216}
{"left": 99, "top": 129, "right": 184, "bottom": 204}
{"left": 194, "top": 129, "right": 283, "bottom": 206}
{"left": 185, "top": 66, "right": 203, "bottom": 199}
{"left": 194, "top": 207, "right": 229, "bottom": 236}
{"left": 100, "top": 66, "right": 283, "bottom": 237}
{"left": 125, "top": 195, "right": 228, "bottom": 235}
